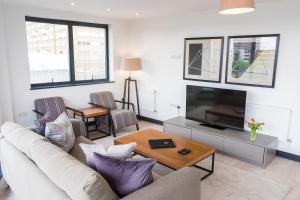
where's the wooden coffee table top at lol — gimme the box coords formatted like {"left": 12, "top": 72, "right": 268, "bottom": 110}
{"left": 114, "top": 129, "right": 216, "bottom": 170}
{"left": 74, "top": 107, "right": 108, "bottom": 118}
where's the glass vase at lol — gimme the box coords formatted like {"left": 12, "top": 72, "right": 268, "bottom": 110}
{"left": 251, "top": 129, "right": 257, "bottom": 141}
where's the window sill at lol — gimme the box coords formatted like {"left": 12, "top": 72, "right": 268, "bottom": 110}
{"left": 30, "top": 80, "right": 115, "bottom": 90}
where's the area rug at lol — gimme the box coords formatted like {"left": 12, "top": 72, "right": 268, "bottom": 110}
{"left": 96, "top": 130, "right": 290, "bottom": 200}
{"left": 153, "top": 161, "right": 290, "bottom": 200}
{"left": 201, "top": 162, "right": 290, "bottom": 200}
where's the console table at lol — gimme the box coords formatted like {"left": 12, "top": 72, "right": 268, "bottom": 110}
{"left": 163, "top": 116, "right": 278, "bottom": 168}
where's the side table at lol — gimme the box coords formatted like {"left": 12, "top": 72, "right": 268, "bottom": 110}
{"left": 73, "top": 107, "right": 110, "bottom": 140}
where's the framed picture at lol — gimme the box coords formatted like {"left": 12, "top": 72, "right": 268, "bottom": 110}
{"left": 183, "top": 37, "right": 224, "bottom": 83}
{"left": 225, "top": 34, "right": 280, "bottom": 88}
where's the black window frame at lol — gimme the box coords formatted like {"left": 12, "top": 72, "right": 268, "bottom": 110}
{"left": 25, "top": 16, "right": 110, "bottom": 90}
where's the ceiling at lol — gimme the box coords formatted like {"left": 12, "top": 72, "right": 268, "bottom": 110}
{"left": 1, "top": 0, "right": 276, "bottom": 20}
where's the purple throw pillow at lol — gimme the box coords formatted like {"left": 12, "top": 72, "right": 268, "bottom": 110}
{"left": 92, "top": 152, "right": 156, "bottom": 197}
{"left": 34, "top": 112, "right": 56, "bottom": 136}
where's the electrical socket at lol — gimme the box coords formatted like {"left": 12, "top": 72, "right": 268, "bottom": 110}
{"left": 170, "top": 104, "right": 181, "bottom": 109}
{"left": 170, "top": 55, "right": 182, "bottom": 60}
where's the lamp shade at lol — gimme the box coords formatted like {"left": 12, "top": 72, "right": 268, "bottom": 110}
{"left": 219, "top": 0, "right": 255, "bottom": 15}
{"left": 120, "top": 58, "right": 141, "bottom": 71}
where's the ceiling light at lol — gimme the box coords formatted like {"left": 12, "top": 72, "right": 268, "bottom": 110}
{"left": 135, "top": 13, "right": 140, "bottom": 16}
{"left": 70, "top": 2, "right": 75, "bottom": 6}
{"left": 106, "top": 8, "right": 111, "bottom": 12}
{"left": 219, "top": 0, "right": 255, "bottom": 15}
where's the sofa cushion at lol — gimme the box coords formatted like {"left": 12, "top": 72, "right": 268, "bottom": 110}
{"left": 92, "top": 153, "right": 156, "bottom": 198}
{"left": 1, "top": 139, "right": 71, "bottom": 200}
{"left": 69, "top": 136, "right": 94, "bottom": 164}
{"left": 79, "top": 142, "right": 137, "bottom": 168}
{"left": 31, "top": 139, "right": 118, "bottom": 200}
{"left": 1, "top": 122, "right": 23, "bottom": 136}
{"left": 1, "top": 122, "right": 45, "bottom": 159}
{"left": 45, "top": 113, "right": 75, "bottom": 152}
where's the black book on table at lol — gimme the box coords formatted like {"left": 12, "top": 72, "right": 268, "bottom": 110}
{"left": 148, "top": 139, "right": 176, "bottom": 149}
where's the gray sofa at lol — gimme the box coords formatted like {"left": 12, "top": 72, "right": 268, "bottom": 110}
{"left": 0, "top": 120, "right": 202, "bottom": 200}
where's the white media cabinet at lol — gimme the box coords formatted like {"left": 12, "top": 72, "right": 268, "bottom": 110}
{"left": 163, "top": 116, "right": 278, "bottom": 168}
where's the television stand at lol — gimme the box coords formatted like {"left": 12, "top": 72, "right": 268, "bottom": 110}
{"left": 199, "top": 123, "right": 226, "bottom": 130}
{"left": 163, "top": 116, "right": 278, "bottom": 168}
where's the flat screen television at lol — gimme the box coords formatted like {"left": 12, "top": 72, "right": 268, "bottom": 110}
{"left": 186, "top": 85, "right": 247, "bottom": 131}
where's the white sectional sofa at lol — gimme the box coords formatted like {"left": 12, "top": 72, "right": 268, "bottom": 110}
{"left": 0, "top": 121, "right": 202, "bottom": 200}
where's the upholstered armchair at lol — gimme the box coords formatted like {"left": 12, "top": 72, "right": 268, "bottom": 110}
{"left": 90, "top": 91, "right": 139, "bottom": 137}
{"left": 33, "top": 97, "right": 87, "bottom": 137}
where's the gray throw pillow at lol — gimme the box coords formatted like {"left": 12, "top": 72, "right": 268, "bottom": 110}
{"left": 45, "top": 112, "right": 75, "bottom": 152}
{"left": 34, "top": 112, "right": 56, "bottom": 136}
{"left": 92, "top": 152, "right": 156, "bottom": 198}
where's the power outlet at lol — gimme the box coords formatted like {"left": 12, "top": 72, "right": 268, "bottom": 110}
{"left": 170, "top": 104, "right": 181, "bottom": 109}
{"left": 170, "top": 55, "right": 182, "bottom": 60}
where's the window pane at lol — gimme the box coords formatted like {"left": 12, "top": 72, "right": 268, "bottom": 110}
{"left": 73, "top": 26, "right": 107, "bottom": 81}
{"left": 26, "top": 22, "right": 70, "bottom": 84}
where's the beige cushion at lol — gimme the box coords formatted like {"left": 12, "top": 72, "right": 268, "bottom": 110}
{"left": 1, "top": 139, "right": 71, "bottom": 200}
{"left": 69, "top": 136, "right": 94, "bottom": 164}
{"left": 152, "top": 173, "right": 161, "bottom": 182}
{"left": 1, "top": 122, "right": 44, "bottom": 159}
{"left": 1, "top": 122, "right": 23, "bottom": 136}
{"left": 31, "top": 139, "right": 119, "bottom": 200}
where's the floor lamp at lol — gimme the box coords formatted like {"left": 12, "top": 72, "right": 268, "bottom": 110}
{"left": 121, "top": 57, "right": 141, "bottom": 117}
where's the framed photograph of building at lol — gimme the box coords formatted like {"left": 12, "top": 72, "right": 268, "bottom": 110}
{"left": 225, "top": 34, "right": 280, "bottom": 88}
{"left": 183, "top": 37, "right": 224, "bottom": 83}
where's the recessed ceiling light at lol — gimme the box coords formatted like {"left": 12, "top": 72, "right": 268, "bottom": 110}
{"left": 135, "top": 13, "right": 140, "bottom": 16}
{"left": 70, "top": 2, "right": 75, "bottom": 6}
{"left": 106, "top": 8, "right": 111, "bottom": 12}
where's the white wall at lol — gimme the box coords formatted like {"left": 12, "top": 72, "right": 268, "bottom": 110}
{"left": 2, "top": 4, "right": 130, "bottom": 126}
{"left": 0, "top": 3, "right": 14, "bottom": 125}
{"left": 2, "top": 0, "right": 300, "bottom": 155}
{"left": 127, "top": 0, "right": 300, "bottom": 155}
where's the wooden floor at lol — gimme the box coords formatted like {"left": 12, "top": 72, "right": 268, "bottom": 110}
{"left": 1, "top": 121, "right": 300, "bottom": 199}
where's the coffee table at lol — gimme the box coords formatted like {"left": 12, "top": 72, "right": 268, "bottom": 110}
{"left": 114, "top": 129, "right": 216, "bottom": 180}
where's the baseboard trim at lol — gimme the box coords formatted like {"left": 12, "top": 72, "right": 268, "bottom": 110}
{"left": 276, "top": 150, "right": 300, "bottom": 162}
{"left": 139, "top": 116, "right": 300, "bottom": 163}
{"left": 138, "top": 116, "right": 163, "bottom": 125}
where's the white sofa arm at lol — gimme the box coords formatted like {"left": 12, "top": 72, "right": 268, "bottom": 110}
{"left": 121, "top": 167, "right": 201, "bottom": 200}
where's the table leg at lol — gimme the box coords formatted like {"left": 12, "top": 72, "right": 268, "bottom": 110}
{"left": 85, "top": 117, "right": 90, "bottom": 139}
{"left": 108, "top": 115, "right": 111, "bottom": 135}
{"left": 193, "top": 153, "right": 215, "bottom": 181}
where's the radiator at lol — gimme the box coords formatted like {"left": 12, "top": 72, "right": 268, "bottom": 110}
{"left": 139, "top": 86, "right": 158, "bottom": 115}
{"left": 245, "top": 103, "right": 292, "bottom": 142}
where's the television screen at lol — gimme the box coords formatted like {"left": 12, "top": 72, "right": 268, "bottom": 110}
{"left": 186, "top": 85, "right": 247, "bottom": 130}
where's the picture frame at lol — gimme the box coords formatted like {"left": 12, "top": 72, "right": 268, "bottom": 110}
{"left": 225, "top": 34, "right": 280, "bottom": 88}
{"left": 183, "top": 37, "right": 224, "bottom": 83}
